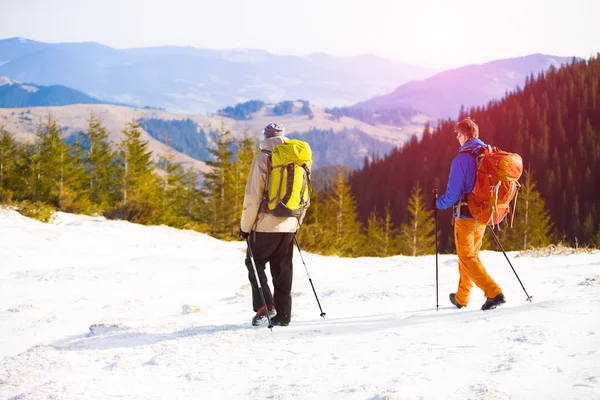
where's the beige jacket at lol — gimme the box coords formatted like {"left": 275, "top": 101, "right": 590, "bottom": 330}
{"left": 240, "top": 136, "right": 306, "bottom": 233}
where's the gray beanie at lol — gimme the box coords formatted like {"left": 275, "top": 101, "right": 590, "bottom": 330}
{"left": 263, "top": 122, "right": 285, "bottom": 138}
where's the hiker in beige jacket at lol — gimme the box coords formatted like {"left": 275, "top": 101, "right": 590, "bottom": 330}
{"left": 240, "top": 123, "right": 306, "bottom": 327}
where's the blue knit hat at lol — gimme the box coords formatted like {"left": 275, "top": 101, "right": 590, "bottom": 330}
{"left": 263, "top": 123, "right": 285, "bottom": 138}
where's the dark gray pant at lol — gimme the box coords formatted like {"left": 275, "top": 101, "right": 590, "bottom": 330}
{"left": 245, "top": 232, "right": 295, "bottom": 322}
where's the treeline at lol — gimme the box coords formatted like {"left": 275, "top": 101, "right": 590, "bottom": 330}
{"left": 325, "top": 106, "right": 421, "bottom": 126}
{"left": 0, "top": 115, "right": 441, "bottom": 257}
{"left": 0, "top": 116, "right": 255, "bottom": 238}
{"left": 217, "top": 99, "right": 314, "bottom": 120}
{"left": 273, "top": 100, "right": 314, "bottom": 119}
{"left": 299, "top": 173, "right": 435, "bottom": 257}
{"left": 217, "top": 100, "right": 265, "bottom": 120}
{"left": 349, "top": 55, "right": 600, "bottom": 251}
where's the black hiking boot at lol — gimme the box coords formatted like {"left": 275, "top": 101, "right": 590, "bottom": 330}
{"left": 481, "top": 293, "right": 506, "bottom": 311}
{"left": 449, "top": 293, "right": 464, "bottom": 309}
{"left": 271, "top": 315, "right": 290, "bottom": 326}
{"left": 251, "top": 304, "right": 277, "bottom": 326}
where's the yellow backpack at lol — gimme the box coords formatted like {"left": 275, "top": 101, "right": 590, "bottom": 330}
{"left": 260, "top": 139, "right": 312, "bottom": 217}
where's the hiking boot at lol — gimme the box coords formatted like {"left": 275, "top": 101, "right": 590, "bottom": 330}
{"left": 270, "top": 315, "right": 290, "bottom": 326}
{"left": 481, "top": 293, "right": 506, "bottom": 311}
{"left": 449, "top": 293, "right": 464, "bottom": 309}
{"left": 251, "top": 304, "right": 277, "bottom": 326}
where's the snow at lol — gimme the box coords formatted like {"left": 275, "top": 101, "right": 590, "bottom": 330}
{"left": 1, "top": 209, "right": 599, "bottom": 399}
{"left": 0, "top": 76, "right": 16, "bottom": 86}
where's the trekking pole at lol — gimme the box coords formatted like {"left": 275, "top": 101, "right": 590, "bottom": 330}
{"left": 433, "top": 189, "right": 439, "bottom": 311}
{"left": 294, "top": 236, "right": 326, "bottom": 318}
{"left": 487, "top": 226, "right": 533, "bottom": 302}
{"left": 245, "top": 238, "right": 274, "bottom": 330}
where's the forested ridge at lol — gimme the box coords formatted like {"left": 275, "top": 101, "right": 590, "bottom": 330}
{"left": 349, "top": 55, "right": 600, "bottom": 252}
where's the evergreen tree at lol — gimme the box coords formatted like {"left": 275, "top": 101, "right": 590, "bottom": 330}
{"left": 202, "top": 123, "right": 234, "bottom": 236}
{"left": 498, "top": 170, "right": 554, "bottom": 250}
{"left": 182, "top": 166, "right": 205, "bottom": 224}
{"left": 35, "top": 116, "right": 63, "bottom": 205}
{"left": 323, "top": 170, "right": 363, "bottom": 256}
{"left": 0, "top": 123, "right": 17, "bottom": 202}
{"left": 364, "top": 211, "right": 386, "bottom": 257}
{"left": 12, "top": 141, "right": 39, "bottom": 202}
{"left": 158, "top": 143, "right": 188, "bottom": 226}
{"left": 59, "top": 133, "right": 89, "bottom": 212}
{"left": 34, "top": 116, "right": 83, "bottom": 209}
{"left": 80, "top": 114, "right": 117, "bottom": 207}
{"left": 401, "top": 182, "right": 435, "bottom": 256}
{"left": 118, "top": 120, "right": 154, "bottom": 204}
{"left": 297, "top": 188, "right": 333, "bottom": 252}
{"left": 111, "top": 120, "right": 162, "bottom": 223}
{"left": 230, "top": 128, "right": 257, "bottom": 236}
{"left": 382, "top": 205, "right": 400, "bottom": 256}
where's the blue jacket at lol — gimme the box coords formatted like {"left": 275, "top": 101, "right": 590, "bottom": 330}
{"left": 435, "top": 138, "right": 486, "bottom": 218}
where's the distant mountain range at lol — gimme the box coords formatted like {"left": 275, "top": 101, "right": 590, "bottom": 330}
{"left": 0, "top": 76, "right": 106, "bottom": 108}
{"left": 0, "top": 38, "right": 580, "bottom": 173}
{"left": 354, "top": 54, "right": 577, "bottom": 119}
{"left": 0, "top": 37, "right": 439, "bottom": 114}
{"left": 0, "top": 100, "right": 430, "bottom": 170}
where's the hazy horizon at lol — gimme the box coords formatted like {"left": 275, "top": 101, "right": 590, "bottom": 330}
{"left": 1, "top": 0, "right": 598, "bottom": 69}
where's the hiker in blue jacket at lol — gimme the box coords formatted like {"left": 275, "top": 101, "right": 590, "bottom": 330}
{"left": 432, "top": 117, "right": 506, "bottom": 311}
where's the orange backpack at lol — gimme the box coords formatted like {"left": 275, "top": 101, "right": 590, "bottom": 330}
{"left": 464, "top": 145, "right": 523, "bottom": 226}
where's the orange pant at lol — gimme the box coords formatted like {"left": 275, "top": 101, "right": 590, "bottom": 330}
{"left": 454, "top": 217, "right": 502, "bottom": 306}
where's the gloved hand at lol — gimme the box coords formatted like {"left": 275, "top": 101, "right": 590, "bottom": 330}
{"left": 430, "top": 197, "right": 437, "bottom": 211}
{"left": 239, "top": 229, "right": 249, "bottom": 239}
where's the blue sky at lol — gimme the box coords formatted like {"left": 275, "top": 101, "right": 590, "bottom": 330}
{"left": 1, "top": 0, "right": 598, "bottom": 69}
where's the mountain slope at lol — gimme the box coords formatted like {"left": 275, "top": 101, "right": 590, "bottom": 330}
{"left": 0, "top": 104, "right": 209, "bottom": 172}
{"left": 1, "top": 209, "right": 599, "bottom": 399}
{"left": 355, "top": 54, "right": 576, "bottom": 119}
{"left": 0, "top": 101, "right": 430, "bottom": 169}
{"left": 0, "top": 38, "right": 438, "bottom": 113}
{"left": 0, "top": 76, "right": 104, "bottom": 107}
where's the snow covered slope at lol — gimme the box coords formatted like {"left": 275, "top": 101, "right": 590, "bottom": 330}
{"left": 1, "top": 209, "right": 599, "bottom": 399}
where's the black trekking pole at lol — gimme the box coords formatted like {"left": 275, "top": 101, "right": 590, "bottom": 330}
{"left": 487, "top": 226, "right": 533, "bottom": 302}
{"left": 433, "top": 189, "right": 439, "bottom": 311}
{"left": 294, "top": 236, "right": 326, "bottom": 318}
{"left": 246, "top": 238, "right": 274, "bottom": 330}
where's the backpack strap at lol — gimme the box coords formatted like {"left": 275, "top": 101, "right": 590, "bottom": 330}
{"left": 459, "top": 144, "right": 490, "bottom": 157}
{"left": 455, "top": 145, "right": 491, "bottom": 220}
{"left": 251, "top": 149, "right": 273, "bottom": 240}
{"left": 259, "top": 149, "right": 273, "bottom": 210}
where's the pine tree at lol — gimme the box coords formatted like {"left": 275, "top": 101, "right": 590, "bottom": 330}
{"left": 499, "top": 170, "right": 554, "bottom": 250}
{"left": 118, "top": 121, "right": 154, "bottom": 204}
{"left": 230, "top": 128, "right": 257, "bottom": 236}
{"left": 12, "top": 140, "right": 39, "bottom": 202}
{"left": 34, "top": 116, "right": 83, "bottom": 209}
{"left": 59, "top": 133, "right": 89, "bottom": 212}
{"left": 364, "top": 211, "right": 386, "bottom": 257}
{"left": 0, "top": 123, "right": 17, "bottom": 202}
{"left": 323, "top": 170, "right": 363, "bottom": 256}
{"left": 112, "top": 120, "right": 162, "bottom": 223}
{"left": 297, "top": 188, "right": 332, "bottom": 252}
{"left": 382, "top": 205, "right": 400, "bottom": 256}
{"left": 80, "top": 114, "right": 117, "bottom": 207}
{"left": 202, "top": 123, "right": 234, "bottom": 236}
{"left": 158, "top": 142, "right": 188, "bottom": 226}
{"left": 401, "top": 182, "right": 435, "bottom": 256}
{"left": 182, "top": 166, "right": 205, "bottom": 224}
